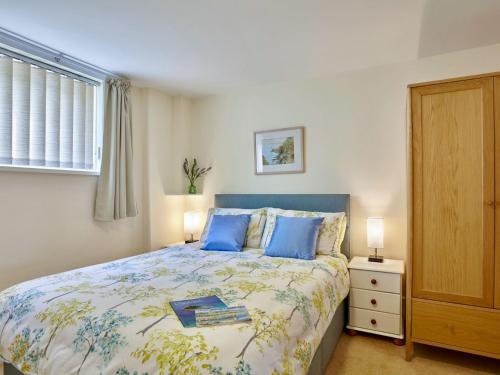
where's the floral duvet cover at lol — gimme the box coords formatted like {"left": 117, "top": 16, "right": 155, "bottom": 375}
{"left": 0, "top": 244, "right": 349, "bottom": 375}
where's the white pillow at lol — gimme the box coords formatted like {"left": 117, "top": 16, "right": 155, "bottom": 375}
{"left": 260, "top": 208, "right": 346, "bottom": 255}
{"left": 200, "top": 208, "right": 267, "bottom": 248}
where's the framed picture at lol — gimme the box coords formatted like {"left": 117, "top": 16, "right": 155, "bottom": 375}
{"left": 254, "top": 126, "right": 304, "bottom": 175}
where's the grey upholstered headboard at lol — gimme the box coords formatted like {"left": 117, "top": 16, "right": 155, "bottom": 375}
{"left": 214, "top": 194, "right": 350, "bottom": 258}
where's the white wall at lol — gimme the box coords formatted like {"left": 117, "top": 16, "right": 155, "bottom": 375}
{"left": 141, "top": 90, "right": 191, "bottom": 251}
{"left": 0, "top": 87, "right": 148, "bottom": 290}
{"left": 191, "top": 43, "right": 500, "bottom": 261}
{"left": 0, "top": 87, "right": 191, "bottom": 290}
{"left": 4, "top": 42, "right": 500, "bottom": 290}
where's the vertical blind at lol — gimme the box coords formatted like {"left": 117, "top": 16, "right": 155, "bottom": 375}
{"left": 0, "top": 54, "right": 97, "bottom": 170}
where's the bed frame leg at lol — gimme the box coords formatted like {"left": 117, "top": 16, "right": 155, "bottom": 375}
{"left": 0, "top": 361, "right": 4, "bottom": 375}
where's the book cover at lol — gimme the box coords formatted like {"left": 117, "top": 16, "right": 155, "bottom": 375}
{"left": 195, "top": 306, "right": 251, "bottom": 327}
{"left": 170, "top": 295, "right": 227, "bottom": 327}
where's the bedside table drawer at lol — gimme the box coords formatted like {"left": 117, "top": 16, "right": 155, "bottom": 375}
{"left": 350, "top": 269, "right": 400, "bottom": 293}
{"left": 349, "top": 307, "right": 400, "bottom": 335}
{"left": 350, "top": 288, "right": 401, "bottom": 314}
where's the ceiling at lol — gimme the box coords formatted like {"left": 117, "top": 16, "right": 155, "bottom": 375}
{"left": 1, "top": 0, "right": 500, "bottom": 96}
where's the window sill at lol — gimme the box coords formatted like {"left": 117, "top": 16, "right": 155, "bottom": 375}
{"left": 0, "top": 165, "right": 100, "bottom": 176}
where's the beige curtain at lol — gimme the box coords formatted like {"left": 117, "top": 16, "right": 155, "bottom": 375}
{"left": 94, "top": 79, "right": 137, "bottom": 221}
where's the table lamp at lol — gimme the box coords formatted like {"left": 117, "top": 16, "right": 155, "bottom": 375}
{"left": 184, "top": 211, "right": 200, "bottom": 243}
{"left": 367, "top": 217, "right": 384, "bottom": 263}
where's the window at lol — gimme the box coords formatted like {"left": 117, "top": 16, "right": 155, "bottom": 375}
{"left": 0, "top": 51, "right": 102, "bottom": 174}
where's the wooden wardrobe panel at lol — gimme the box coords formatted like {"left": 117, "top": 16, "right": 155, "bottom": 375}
{"left": 412, "top": 78, "right": 495, "bottom": 307}
{"left": 412, "top": 299, "right": 500, "bottom": 358}
{"left": 495, "top": 77, "right": 500, "bottom": 310}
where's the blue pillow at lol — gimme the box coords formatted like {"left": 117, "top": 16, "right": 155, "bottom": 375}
{"left": 265, "top": 216, "right": 324, "bottom": 260}
{"left": 201, "top": 214, "right": 252, "bottom": 252}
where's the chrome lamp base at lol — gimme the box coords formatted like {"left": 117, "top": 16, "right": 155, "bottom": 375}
{"left": 368, "top": 248, "right": 384, "bottom": 263}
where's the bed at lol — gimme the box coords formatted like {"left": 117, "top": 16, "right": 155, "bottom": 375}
{"left": 0, "top": 194, "right": 350, "bottom": 375}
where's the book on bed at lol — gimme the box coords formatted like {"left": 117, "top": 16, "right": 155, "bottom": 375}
{"left": 170, "top": 295, "right": 227, "bottom": 327}
{"left": 195, "top": 306, "right": 251, "bottom": 327}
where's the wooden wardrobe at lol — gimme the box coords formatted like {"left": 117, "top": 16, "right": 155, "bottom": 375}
{"left": 407, "top": 73, "right": 500, "bottom": 360}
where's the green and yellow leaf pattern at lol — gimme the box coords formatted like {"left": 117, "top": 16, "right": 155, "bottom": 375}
{"left": 0, "top": 244, "right": 349, "bottom": 374}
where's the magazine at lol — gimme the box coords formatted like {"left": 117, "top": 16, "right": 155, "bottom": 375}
{"left": 170, "top": 295, "right": 227, "bottom": 328}
{"left": 195, "top": 306, "right": 251, "bottom": 327}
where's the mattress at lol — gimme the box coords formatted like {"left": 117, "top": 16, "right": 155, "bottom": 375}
{"left": 0, "top": 244, "right": 349, "bottom": 374}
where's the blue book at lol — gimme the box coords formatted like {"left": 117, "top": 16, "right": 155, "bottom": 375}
{"left": 170, "top": 295, "right": 227, "bottom": 327}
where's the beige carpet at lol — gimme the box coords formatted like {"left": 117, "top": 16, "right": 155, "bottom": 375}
{"left": 326, "top": 333, "right": 500, "bottom": 375}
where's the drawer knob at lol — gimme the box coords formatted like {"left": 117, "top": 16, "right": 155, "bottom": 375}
{"left": 371, "top": 319, "right": 377, "bottom": 325}
{"left": 371, "top": 279, "right": 377, "bottom": 285}
{"left": 371, "top": 299, "right": 377, "bottom": 305}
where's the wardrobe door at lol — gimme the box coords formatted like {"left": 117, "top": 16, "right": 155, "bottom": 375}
{"left": 412, "top": 77, "right": 495, "bottom": 307}
{"left": 495, "top": 77, "right": 500, "bottom": 310}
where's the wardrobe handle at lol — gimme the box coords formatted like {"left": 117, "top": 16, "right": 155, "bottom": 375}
{"left": 371, "top": 279, "right": 377, "bottom": 286}
{"left": 486, "top": 200, "right": 495, "bottom": 207}
{"left": 371, "top": 319, "right": 377, "bottom": 325}
{"left": 371, "top": 299, "right": 377, "bottom": 305}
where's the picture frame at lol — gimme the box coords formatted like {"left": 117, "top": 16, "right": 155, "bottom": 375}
{"left": 254, "top": 126, "right": 305, "bottom": 175}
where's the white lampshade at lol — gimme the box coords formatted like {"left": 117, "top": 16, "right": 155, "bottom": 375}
{"left": 184, "top": 211, "right": 200, "bottom": 235}
{"left": 367, "top": 217, "right": 384, "bottom": 249}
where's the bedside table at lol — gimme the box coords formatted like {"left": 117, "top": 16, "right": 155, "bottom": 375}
{"left": 346, "top": 256, "right": 405, "bottom": 345}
